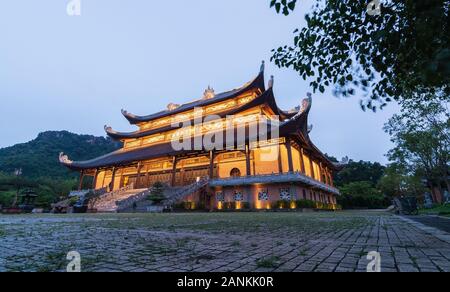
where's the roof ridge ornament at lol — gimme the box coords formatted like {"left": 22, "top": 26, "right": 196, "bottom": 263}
{"left": 167, "top": 103, "right": 181, "bottom": 111}
{"left": 308, "top": 124, "right": 314, "bottom": 133}
{"left": 340, "top": 156, "right": 349, "bottom": 165}
{"left": 301, "top": 92, "right": 313, "bottom": 113}
{"left": 59, "top": 152, "right": 73, "bottom": 165}
{"left": 203, "top": 86, "right": 215, "bottom": 100}
{"left": 260, "top": 60, "right": 265, "bottom": 73}
{"left": 290, "top": 93, "right": 313, "bottom": 120}
{"left": 268, "top": 75, "right": 274, "bottom": 88}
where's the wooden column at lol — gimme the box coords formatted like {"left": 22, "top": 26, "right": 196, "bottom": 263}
{"left": 78, "top": 170, "right": 85, "bottom": 191}
{"left": 136, "top": 162, "right": 142, "bottom": 189}
{"left": 102, "top": 169, "right": 107, "bottom": 188}
{"left": 299, "top": 148, "right": 306, "bottom": 174}
{"left": 171, "top": 157, "right": 177, "bottom": 187}
{"left": 245, "top": 145, "right": 252, "bottom": 176}
{"left": 110, "top": 167, "right": 117, "bottom": 191}
{"left": 145, "top": 165, "right": 150, "bottom": 188}
{"left": 285, "top": 138, "right": 294, "bottom": 173}
{"left": 324, "top": 167, "right": 331, "bottom": 186}
{"left": 209, "top": 151, "right": 215, "bottom": 179}
{"left": 277, "top": 144, "right": 283, "bottom": 174}
{"left": 180, "top": 160, "right": 186, "bottom": 185}
{"left": 92, "top": 169, "right": 99, "bottom": 190}
{"left": 309, "top": 156, "right": 315, "bottom": 180}
{"left": 319, "top": 162, "right": 324, "bottom": 183}
{"left": 326, "top": 167, "right": 331, "bottom": 185}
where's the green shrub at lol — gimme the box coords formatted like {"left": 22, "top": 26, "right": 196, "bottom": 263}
{"left": 147, "top": 182, "right": 166, "bottom": 204}
{"left": 68, "top": 196, "right": 79, "bottom": 207}
{"left": 296, "top": 199, "right": 315, "bottom": 209}
{"left": 273, "top": 200, "right": 297, "bottom": 209}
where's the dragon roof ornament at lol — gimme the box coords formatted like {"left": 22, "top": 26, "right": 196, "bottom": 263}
{"left": 59, "top": 152, "right": 73, "bottom": 165}
{"left": 203, "top": 86, "right": 215, "bottom": 100}
{"left": 167, "top": 103, "right": 181, "bottom": 111}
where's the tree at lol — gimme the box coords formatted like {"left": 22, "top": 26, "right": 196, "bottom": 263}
{"left": 384, "top": 97, "right": 449, "bottom": 202}
{"left": 270, "top": 0, "right": 450, "bottom": 111}
{"left": 147, "top": 182, "right": 166, "bottom": 204}
{"left": 377, "top": 164, "right": 425, "bottom": 198}
{"left": 334, "top": 160, "right": 385, "bottom": 187}
{"left": 0, "top": 174, "right": 38, "bottom": 207}
{"left": 338, "top": 181, "right": 389, "bottom": 209}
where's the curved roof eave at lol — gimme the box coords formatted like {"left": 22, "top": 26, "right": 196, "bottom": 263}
{"left": 106, "top": 88, "right": 296, "bottom": 140}
{"left": 121, "top": 69, "right": 266, "bottom": 125}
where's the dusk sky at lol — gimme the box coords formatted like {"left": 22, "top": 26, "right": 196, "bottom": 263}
{"left": 0, "top": 0, "right": 399, "bottom": 164}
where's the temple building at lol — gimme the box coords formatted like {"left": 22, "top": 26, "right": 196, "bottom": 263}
{"left": 60, "top": 62, "right": 341, "bottom": 211}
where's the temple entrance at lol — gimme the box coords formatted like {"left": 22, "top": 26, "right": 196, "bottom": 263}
{"left": 230, "top": 168, "right": 241, "bottom": 178}
{"left": 121, "top": 175, "right": 137, "bottom": 188}
{"left": 120, "top": 166, "right": 218, "bottom": 189}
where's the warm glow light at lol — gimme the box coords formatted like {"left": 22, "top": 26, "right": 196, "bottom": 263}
{"left": 236, "top": 202, "right": 242, "bottom": 210}
{"left": 217, "top": 202, "right": 223, "bottom": 210}
{"left": 290, "top": 201, "right": 297, "bottom": 209}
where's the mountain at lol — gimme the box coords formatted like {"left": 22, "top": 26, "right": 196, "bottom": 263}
{"left": 0, "top": 131, "right": 122, "bottom": 179}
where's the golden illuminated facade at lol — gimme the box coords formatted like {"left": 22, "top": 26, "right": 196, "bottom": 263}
{"left": 60, "top": 63, "right": 341, "bottom": 211}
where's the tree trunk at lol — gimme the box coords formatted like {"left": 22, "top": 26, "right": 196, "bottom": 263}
{"left": 432, "top": 187, "right": 443, "bottom": 204}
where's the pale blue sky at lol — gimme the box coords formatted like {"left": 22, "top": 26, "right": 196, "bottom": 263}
{"left": 0, "top": 0, "right": 398, "bottom": 163}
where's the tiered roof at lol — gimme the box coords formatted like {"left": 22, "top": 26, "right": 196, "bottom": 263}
{"left": 59, "top": 63, "right": 339, "bottom": 171}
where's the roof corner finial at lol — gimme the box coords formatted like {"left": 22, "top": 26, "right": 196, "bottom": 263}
{"left": 121, "top": 109, "right": 128, "bottom": 115}
{"left": 300, "top": 93, "right": 313, "bottom": 113}
{"left": 59, "top": 152, "right": 73, "bottom": 165}
{"left": 104, "top": 125, "right": 112, "bottom": 132}
{"left": 260, "top": 60, "right": 265, "bottom": 73}
{"left": 268, "top": 75, "right": 274, "bottom": 88}
{"left": 307, "top": 124, "right": 314, "bottom": 133}
{"left": 340, "top": 156, "right": 349, "bottom": 165}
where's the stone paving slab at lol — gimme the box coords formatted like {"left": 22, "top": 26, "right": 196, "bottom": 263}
{"left": 0, "top": 211, "right": 449, "bottom": 272}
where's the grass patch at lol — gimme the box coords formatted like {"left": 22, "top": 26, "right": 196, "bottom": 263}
{"left": 256, "top": 256, "right": 280, "bottom": 269}
{"left": 231, "top": 241, "right": 241, "bottom": 247}
{"left": 419, "top": 204, "right": 450, "bottom": 217}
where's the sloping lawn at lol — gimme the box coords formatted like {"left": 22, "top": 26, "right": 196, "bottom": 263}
{"left": 420, "top": 204, "right": 450, "bottom": 217}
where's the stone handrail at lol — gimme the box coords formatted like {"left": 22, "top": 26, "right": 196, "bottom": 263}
{"left": 90, "top": 184, "right": 133, "bottom": 209}
{"left": 163, "top": 178, "right": 210, "bottom": 206}
{"left": 116, "top": 188, "right": 152, "bottom": 211}
{"left": 95, "top": 184, "right": 134, "bottom": 203}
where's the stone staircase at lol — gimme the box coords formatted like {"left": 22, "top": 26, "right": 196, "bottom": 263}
{"left": 117, "top": 178, "right": 210, "bottom": 213}
{"left": 162, "top": 178, "right": 209, "bottom": 207}
{"left": 91, "top": 185, "right": 148, "bottom": 213}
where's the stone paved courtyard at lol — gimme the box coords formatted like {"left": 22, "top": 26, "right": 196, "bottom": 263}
{"left": 1, "top": 211, "right": 450, "bottom": 272}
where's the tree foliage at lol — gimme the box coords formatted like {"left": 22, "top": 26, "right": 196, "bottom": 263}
{"left": 270, "top": 0, "right": 450, "bottom": 111}
{"left": 147, "top": 182, "right": 166, "bottom": 204}
{"left": 0, "top": 172, "right": 78, "bottom": 208}
{"left": 0, "top": 131, "right": 121, "bottom": 179}
{"left": 384, "top": 98, "right": 450, "bottom": 191}
{"left": 333, "top": 159, "right": 385, "bottom": 187}
{"left": 377, "top": 163, "right": 426, "bottom": 198}
{"left": 338, "top": 181, "right": 390, "bottom": 209}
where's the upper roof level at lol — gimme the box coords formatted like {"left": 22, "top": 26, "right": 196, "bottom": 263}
{"left": 59, "top": 62, "right": 342, "bottom": 172}
{"left": 105, "top": 62, "right": 297, "bottom": 141}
